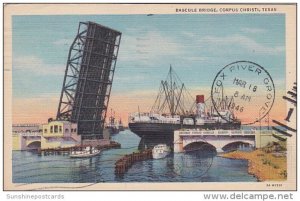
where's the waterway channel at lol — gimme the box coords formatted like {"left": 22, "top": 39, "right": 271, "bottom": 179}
{"left": 12, "top": 130, "right": 257, "bottom": 183}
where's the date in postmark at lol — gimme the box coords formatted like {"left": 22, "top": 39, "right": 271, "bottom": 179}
{"left": 211, "top": 61, "right": 275, "bottom": 125}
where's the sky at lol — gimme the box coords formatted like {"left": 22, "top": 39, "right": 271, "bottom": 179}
{"left": 12, "top": 14, "right": 286, "bottom": 125}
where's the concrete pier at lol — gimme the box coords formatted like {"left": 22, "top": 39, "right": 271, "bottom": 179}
{"left": 115, "top": 149, "right": 152, "bottom": 175}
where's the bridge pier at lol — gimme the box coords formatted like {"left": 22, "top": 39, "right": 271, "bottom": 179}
{"left": 174, "top": 131, "right": 183, "bottom": 153}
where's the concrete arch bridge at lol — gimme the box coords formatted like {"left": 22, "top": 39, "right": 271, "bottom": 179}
{"left": 13, "top": 132, "right": 42, "bottom": 150}
{"left": 174, "top": 130, "right": 256, "bottom": 153}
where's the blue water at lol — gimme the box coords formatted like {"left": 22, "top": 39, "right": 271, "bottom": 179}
{"left": 12, "top": 130, "right": 257, "bottom": 183}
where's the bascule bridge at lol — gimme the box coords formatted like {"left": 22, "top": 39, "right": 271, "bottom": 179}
{"left": 56, "top": 22, "right": 122, "bottom": 139}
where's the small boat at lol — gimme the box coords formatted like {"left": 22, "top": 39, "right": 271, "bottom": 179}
{"left": 70, "top": 147, "right": 101, "bottom": 158}
{"left": 152, "top": 144, "right": 171, "bottom": 159}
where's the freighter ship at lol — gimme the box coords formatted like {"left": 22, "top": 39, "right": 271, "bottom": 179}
{"left": 128, "top": 66, "right": 241, "bottom": 142}
{"left": 106, "top": 109, "right": 119, "bottom": 135}
{"left": 118, "top": 119, "right": 125, "bottom": 131}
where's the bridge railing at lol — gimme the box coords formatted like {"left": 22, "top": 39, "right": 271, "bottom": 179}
{"left": 177, "top": 129, "right": 260, "bottom": 136}
{"left": 13, "top": 131, "right": 42, "bottom": 136}
{"left": 12, "top": 124, "right": 40, "bottom": 127}
{"left": 129, "top": 119, "right": 181, "bottom": 124}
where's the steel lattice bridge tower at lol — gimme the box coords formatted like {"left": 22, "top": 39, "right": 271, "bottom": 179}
{"left": 56, "top": 21, "right": 121, "bottom": 139}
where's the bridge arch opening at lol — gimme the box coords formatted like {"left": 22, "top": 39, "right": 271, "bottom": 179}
{"left": 184, "top": 141, "right": 217, "bottom": 154}
{"left": 27, "top": 141, "right": 41, "bottom": 150}
{"left": 222, "top": 141, "right": 253, "bottom": 152}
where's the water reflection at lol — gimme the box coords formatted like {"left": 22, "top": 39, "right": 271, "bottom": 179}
{"left": 173, "top": 150, "right": 216, "bottom": 178}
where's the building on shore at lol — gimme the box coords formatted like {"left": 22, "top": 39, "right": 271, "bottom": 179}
{"left": 41, "top": 120, "right": 81, "bottom": 149}
{"left": 12, "top": 121, "right": 82, "bottom": 151}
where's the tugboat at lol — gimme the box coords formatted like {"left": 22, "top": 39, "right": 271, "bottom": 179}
{"left": 69, "top": 147, "right": 102, "bottom": 158}
{"left": 128, "top": 66, "right": 241, "bottom": 143}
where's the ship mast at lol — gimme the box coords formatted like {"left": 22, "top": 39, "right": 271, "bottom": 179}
{"left": 150, "top": 66, "right": 238, "bottom": 121}
{"left": 151, "top": 66, "right": 195, "bottom": 115}
{"left": 170, "top": 66, "right": 173, "bottom": 115}
{"left": 170, "top": 65, "right": 175, "bottom": 116}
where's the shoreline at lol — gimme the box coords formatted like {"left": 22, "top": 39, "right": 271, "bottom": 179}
{"left": 219, "top": 149, "right": 287, "bottom": 181}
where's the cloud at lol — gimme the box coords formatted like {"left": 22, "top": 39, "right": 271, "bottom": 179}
{"left": 13, "top": 55, "right": 65, "bottom": 75}
{"left": 114, "top": 74, "right": 148, "bottom": 83}
{"left": 118, "top": 30, "right": 184, "bottom": 64}
{"left": 198, "top": 34, "right": 284, "bottom": 55}
{"left": 13, "top": 94, "right": 59, "bottom": 124}
{"left": 241, "top": 27, "right": 266, "bottom": 34}
{"left": 185, "top": 56, "right": 208, "bottom": 62}
{"left": 52, "top": 38, "right": 73, "bottom": 46}
{"left": 182, "top": 31, "right": 196, "bottom": 38}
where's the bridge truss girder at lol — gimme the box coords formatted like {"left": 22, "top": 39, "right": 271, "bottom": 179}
{"left": 56, "top": 22, "right": 121, "bottom": 139}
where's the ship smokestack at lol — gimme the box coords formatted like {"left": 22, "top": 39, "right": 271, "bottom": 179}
{"left": 196, "top": 95, "right": 205, "bottom": 117}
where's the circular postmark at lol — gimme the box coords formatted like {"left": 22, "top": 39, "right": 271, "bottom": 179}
{"left": 173, "top": 138, "right": 214, "bottom": 179}
{"left": 211, "top": 61, "right": 275, "bottom": 125}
